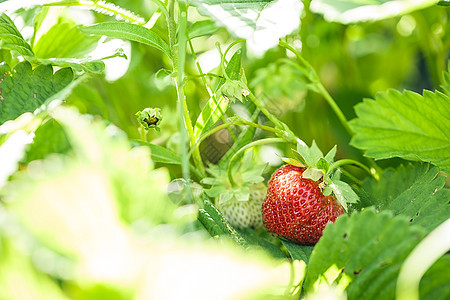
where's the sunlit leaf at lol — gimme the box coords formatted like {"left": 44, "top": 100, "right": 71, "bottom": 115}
{"left": 189, "top": 0, "right": 303, "bottom": 55}
{"left": 304, "top": 209, "right": 425, "bottom": 299}
{"left": 188, "top": 20, "right": 218, "bottom": 39}
{"left": 0, "top": 61, "right": 73, "bottom": 125}
{"left": 310, "top": 0, "right": 437, "bottom": 24}
{"left": 33, "top": 19, "right": 99, "bottom": 58}
{"left": 24, "top": 118, "right": 70, "bottom": 163}
{"left": 0, "top": 13, "right": 34, "bottom": 56}
{"left": 349, "top": 89, "right": 450, "bottom": 174}
{"left": 194, "top": 48, "right": 242, "bottom": 139}
{"left": 80, "top": 22, "right": 171, "bottom": 59}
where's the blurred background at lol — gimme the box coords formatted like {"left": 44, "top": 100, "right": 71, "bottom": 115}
{"left": 0, "top": 0, "right": 449, "bottom": 299}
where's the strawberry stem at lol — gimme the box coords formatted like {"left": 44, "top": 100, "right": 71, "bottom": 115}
{"left": 227, "top": 138, "right": 285, "bottom": 186}
{"left": 188, "top": 120, "right": 290, "bottom": 160}
{"left": 329, "top": 159, "right": 379, "bottom": 181}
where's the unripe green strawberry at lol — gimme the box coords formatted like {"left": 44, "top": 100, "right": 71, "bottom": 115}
{"left": 262, "top": 164, "right": 345, "bottom": 245}
{"left": 216, "top": 183, "right": 266, "bottom": 229}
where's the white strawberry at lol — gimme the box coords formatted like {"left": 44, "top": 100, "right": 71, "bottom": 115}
{"left": 201, "top": 153, "right": 267, "bottom": 229}
{"left": 216, "top": 182, "right": 266, "bottom": 229}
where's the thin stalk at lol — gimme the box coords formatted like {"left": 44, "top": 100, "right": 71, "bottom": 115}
{"left": 169, "top": 0, "right": 205, "bottom": 177}
{"left": 188, "top": 40, "right": 237, "bottom": 141}
{"left": 279, "top": 40, "right": 353, "bottom": 136}
{"left": 246, "top": 91, "right": 297, "bottom": 143}
{"left": 329, "top": 159, "right": 379, "bottom": 181}
{"left": 227, "top": 138, "right": 285, "bottom": 186}
{"left": 189, "top": 120, "right": 287, "bottom": 159}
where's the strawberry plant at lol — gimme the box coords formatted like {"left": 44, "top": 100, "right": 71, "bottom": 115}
{"left": 0, "top": 0, "right": 449, "bottom": 299}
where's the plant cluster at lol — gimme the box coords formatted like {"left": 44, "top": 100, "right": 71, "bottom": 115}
{"left": 0, "top": 0, "right": 449, "bottom": 299}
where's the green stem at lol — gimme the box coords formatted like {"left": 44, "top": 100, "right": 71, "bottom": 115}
{"left": 246, "top": 91, "right": 297, "bottom": 143}
{"left": 170, "top": 0, "right": 205, "bottom": 178}
{"left": 188, "top": 40, "right": 237, "bottom": 141}
{"left": 279, "top": 40, "right": 353, "bottom": 136}
{"left": 189, "top": 120, "right": 288, "bottom": 159}
{"left": 329, "top": 159, "right": 379, "bottom": 181}
{"left": 227, "top": 138, "right": 284, "bottom": 186}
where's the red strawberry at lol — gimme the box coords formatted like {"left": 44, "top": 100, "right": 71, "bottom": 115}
{"left": 262, "top": 164, "right": 345, "bottom": 245}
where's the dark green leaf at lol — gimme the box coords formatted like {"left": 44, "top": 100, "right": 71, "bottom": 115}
{"left": 282, "top": 240, "right": 314, "bottom": 264}
{"left": 0, "top": 61, "right": 73, "bottom": 125}
{"left": 420, "top": 255, "right": 450, "bottom": 300}
{"left": 238, "top": 228, "right": 287, "bottom": 259}
{"left": 80, "top": 22, "right": 171, "bottom": 59}
{"left": 361, "top": 163, "right": 450, "bottom": 233}
{"left": 199, "top": 199, "right": 249, "bottom": 247}
{"left": 0, "top": 13, "right": 34, "bottom": 56}
{"left": 304, "top": 209, "right": 425, "bottom": 299}
{"left": 349, "top": 89, "right": 450, "bottom": 174}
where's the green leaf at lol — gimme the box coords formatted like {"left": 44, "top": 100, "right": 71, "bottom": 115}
{"left": 310, "top": 0, "right": 438, "bottom": 24}
{"left": 194, "top": 48, "right": 242, "bottom": 139}
{"left": 130, "top": 140, "right": 182, "bottom": 165}
{"left": 27, "top": 56, "right": 105, "bottom": 73}
{"left": 420, "top": 255, "right": 450, "bottom": 300}
{"left": 324, "top": 145, "right": 337, "bottom": 165}
{"left": 189, "top": 0, "right": 302, "bottom": 55}
{"left": 0, "top": 61, "right": 73, "bottom": 125}
{"left": 188, "top": 20, "right": 218, "bottom": 39}
{"left": 359, "top": 163, "right": 430, "bottom": 209}
{"left": 349, "top": 89, "right": 450, "bottom": 174}
{"left": 361, "top": 164, "right": 450, "bottom": 234}
{"left": 0, "top": 13, "right": 34, "bottom": 56}
{"left": 80, "top": 22, "right": 171, "bottom": 59}
{"left": 33, "top": 19, "right": 99, "bottom": 58}
{"left": 438, "top": 0, "right": 450, "bottom": 6}
{"left": 282, "top": 240, "right": 314, "bottom": 264}
{"left": 198, "top": 199, "right": 249, "bottom": 247}
{"left": 239, "top": 228, "right": 287, "bottom": 259}
{"left": 23, "top": 119, "right": 71, "bottom": 163}
{"left": 304, "top": 209, "right": 426, "bottom": 299}
{"left": 442, "top": 62, "right": 450, "bottom": 95}
{"left": 330, "top": 180, "right": 359, "bottom": 211}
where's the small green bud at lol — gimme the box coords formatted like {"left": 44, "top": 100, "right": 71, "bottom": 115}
{"left": 136, "top": 107, "right": 162, "bottom": 131}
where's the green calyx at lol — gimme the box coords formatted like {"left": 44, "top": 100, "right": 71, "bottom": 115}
{"left": 201, "top": 151, "right": 267, "bottom": 206}
{"left": 282, "top": 139, "right": 360, "bottom": 212}
{"left": 136, "top": 107, "right": 162, "bottom": 131}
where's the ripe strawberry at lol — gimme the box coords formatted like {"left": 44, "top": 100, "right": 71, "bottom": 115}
{"left": 262, "top": 164, "right": 345, "bottom": 245}
{"left": 216, "top": 182, "right": 266, "bottom": 229}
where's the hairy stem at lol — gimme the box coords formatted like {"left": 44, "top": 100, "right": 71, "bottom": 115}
{"left": 227, "top": 138, "right": 284, "bottom": 186}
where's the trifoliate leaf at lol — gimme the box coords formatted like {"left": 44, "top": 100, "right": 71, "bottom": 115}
{"left": 349, "top": 89, "right": 450, "bottom": 175}
{"left": 304, "top": 209, "right": 426, "bottom": 299}
{"left": 0, "top": 61, "right": 73, "bottom": 125}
